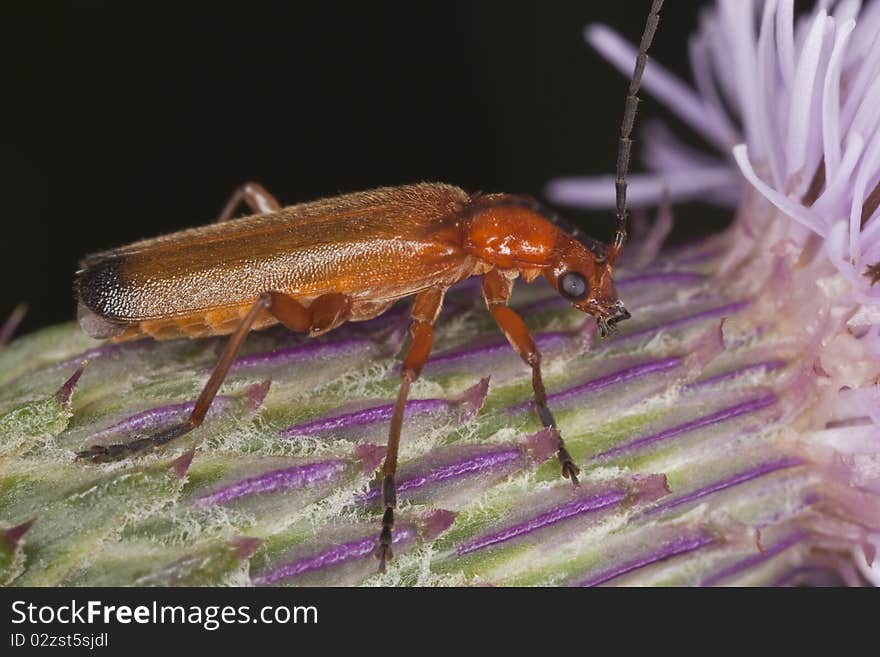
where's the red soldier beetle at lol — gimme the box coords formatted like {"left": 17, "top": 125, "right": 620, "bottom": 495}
{"left": 74, "top": 1, "right": 663, "bottom": 572}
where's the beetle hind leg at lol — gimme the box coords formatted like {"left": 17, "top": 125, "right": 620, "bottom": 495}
{"left": 215, "top": 181, "right": 281, "bottom": 222}
{"left": 374, "top": 287, "right": 444, "bottom": 573}
{"left": 76, "top": 291, "right": 352, "bottom": 463}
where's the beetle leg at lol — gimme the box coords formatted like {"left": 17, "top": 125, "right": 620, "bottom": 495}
{"left": 76, "top": 291, "right": 351, "bottom": 462}
{"left": 265, "top": 291, "right": 351, "bottom": 336}
{"left": 215, "top": 181, "right": 281, "bottom": 222}
{"left": 375, "top": 287, "right": 445, "bottom": 573}
{"left": 76, "top": 294, "right": 274, "bottom": 462}
{"left": 482, "top": 270, "right": 580, "bottom": 485}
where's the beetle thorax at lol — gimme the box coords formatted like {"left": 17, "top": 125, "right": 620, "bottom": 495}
{"left": 463, "top": 204, "right": 559, "bottom": 271}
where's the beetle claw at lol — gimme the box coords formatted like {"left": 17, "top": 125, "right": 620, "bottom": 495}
{"left": 558, "top": 447, "right": 581, "bottom": 486}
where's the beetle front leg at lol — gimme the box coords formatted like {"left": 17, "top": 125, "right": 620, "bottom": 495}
{"left": 215, "top": 181, "right": 281, "bottom": 222}
{"left": 375, "top": 287, "right": 445, "bottom": 573}
{"left": 482, "top": 270, "right": 580, "bottom": 485}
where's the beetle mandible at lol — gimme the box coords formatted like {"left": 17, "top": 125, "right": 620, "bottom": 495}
{"left": 74, "top": 0, "right": 663, "bottom": 572}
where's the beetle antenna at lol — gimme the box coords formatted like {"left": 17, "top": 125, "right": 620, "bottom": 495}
{"left": 610, "top": 0, "right": 664, "bottom": 267}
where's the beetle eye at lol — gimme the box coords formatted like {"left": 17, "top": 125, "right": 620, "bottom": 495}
{"left": 559, "top": 271, "right": 587, "bottom": 300}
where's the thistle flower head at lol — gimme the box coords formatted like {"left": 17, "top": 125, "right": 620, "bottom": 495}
{"left": 548, "top": 0, "right": 880, "bottom": 585}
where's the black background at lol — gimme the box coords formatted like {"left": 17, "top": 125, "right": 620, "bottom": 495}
{"left": 0, "top": 1, "right": 727, "bottom": 335}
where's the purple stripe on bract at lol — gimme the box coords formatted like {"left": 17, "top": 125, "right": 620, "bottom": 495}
{"left": 281, "top": 398, "right": 449, "bottom": 437}
{"left": 55, "top": 339, "right": 153, "bottom": 372}
{"left": 228, "top": 336, "right": 371, "bottom": 372}
{"left": 91, "top": 397, "right": 236, "bottom": 440}
{"left": 455, "top": 489, "right": 626, "bottom": 556}
{"left": 613, "top": 300, "right": 751, "bottom": 342}
{"left": 509, "top": 357, "right": 681, "bottom": 413}
{"left": 646, "top": 457, "right": 803, "bottom": 516}
{"left": 355, "top": 448, "right": 522, "bottom": 504}
{"left": 193, "top": 459, "right": 349, "bottom": 507}
{"left": 424, "top": 332, "right": 569, "bottom": 369}
{"left": 575, "top": 530, "right": 717, "bottom": 586}
{"left": 595, "top": 394, "right": 777, "bottom": 460}
{"left": 687, "top": 360, "right": 787, "bottom": 389}
{"left": 252, "top": 525, "right": 415, "bottom": 585}
{"left": 701, "top": 530, "right": 807, "bottom": 586}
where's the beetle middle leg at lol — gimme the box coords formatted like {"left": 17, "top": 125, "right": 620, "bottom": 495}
{"left": 76, "top": 291, "right": 352, "bottom": 462}
{"left": 215, "top": 181, "right": 281, "bottom": 222}
{"left": 482, "top": 269, "right": 580, "bottom": 484}
{"left": 375, "top": 287, "right": 445, "bottom": 573}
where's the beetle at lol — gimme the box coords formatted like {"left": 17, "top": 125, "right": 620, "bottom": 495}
{"left": 74, "top": 0, "right": 663, "bottom": 571}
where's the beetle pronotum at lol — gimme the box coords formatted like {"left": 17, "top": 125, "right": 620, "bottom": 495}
{"left": 74, "top": 1, "right": 663, "bottom": 572}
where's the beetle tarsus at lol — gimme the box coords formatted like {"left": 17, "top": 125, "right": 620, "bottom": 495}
{"left": 76, "top": 422, "right": 193, "bottom": 463}
{"left": 375, "top": 507, "right": 395, "bottom": 573}
{"left": 558, "top": 446, "right": 581, "bottom": 486}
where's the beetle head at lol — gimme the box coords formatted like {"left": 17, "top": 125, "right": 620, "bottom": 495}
{"left": 543, "top": 233, "right": 630, "bottom": 337}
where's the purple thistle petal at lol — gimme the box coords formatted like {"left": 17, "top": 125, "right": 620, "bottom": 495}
{"left": 546, "top": 168, "right": 740, "bottom": 209}
{"left": 646, "top": 457, "right": 804, "bottom": 516}
{"left": 701, "top": 530, "right": 807, "bottom": 586}
{"left": 575, "top": 529, "right": 718, "bottom": 587}
{"left": 594, "top": 394, "right": 778, "bottom": 460}
{"left": 585, "top": 23, "right": 733, "bottom": 151}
